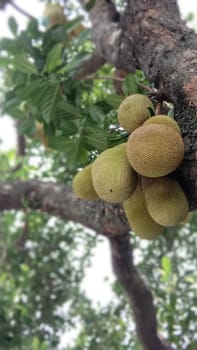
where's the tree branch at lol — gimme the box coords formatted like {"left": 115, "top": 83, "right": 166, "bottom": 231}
{"left": 109, "top": 234, "right": 174, "bottom": 350}
{"left": 0, "top": 180, "right": 129, "bottom": 237}
{"left": 86, "top": 0, "right": 197, "bottom": 209}
{"left": 9, "top": 0, "right": 35, "bottom": 20}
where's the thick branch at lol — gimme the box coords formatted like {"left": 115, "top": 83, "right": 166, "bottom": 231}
{"left": 109, "top": 234, "right": 174, "bottom": 350}
{"left": 87, "top": 0, "right": 197, "bottom": 209}
{"left": 0, "top": 180, "right": 129, "bottom": 236}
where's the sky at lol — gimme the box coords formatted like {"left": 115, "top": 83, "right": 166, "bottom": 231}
{"left": 0, "top": 1, "right": 197, "bottom": 344}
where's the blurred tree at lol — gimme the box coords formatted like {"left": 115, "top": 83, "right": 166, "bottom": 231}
{"left": 0, "top": 1, "right": 196, "bottom": 350}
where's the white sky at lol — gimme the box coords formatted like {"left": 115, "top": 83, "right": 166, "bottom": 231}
{"left": 0, "top": 0, "right": 196, "bottom": 327}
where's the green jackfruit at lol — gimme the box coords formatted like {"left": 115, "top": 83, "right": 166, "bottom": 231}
{"left": 123, "top": 181, "right": 164, "bottom": 240}
{"left": 72, "top": 164, "right": 99, "bottom": 200}
{"left": 142, "top": 176, "right": 189, "bottom": 226}
{"left": 118, "top": 94, "right": 154, "bottom": 133}
{"left": 92, "top": 144, "right": 137, "bottom": 203}
{"left": 127, "top": 123, "right": 184, "bottom": 177}
{"left": 144, "top": 115, "right": 181, "bottom": 134}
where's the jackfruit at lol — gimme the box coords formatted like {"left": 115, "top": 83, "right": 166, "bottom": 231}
{"left": 127, "top": 123, "right": 184, "bottom": 177}
{"left": 43, "top": 4, "right": 66, "bottom": 29}
{"left": 72, "top": 164, "right": 99, "bottom": 200}
{"left": 141, "top": 176, "right": 189, "bottom": 226}
{"left": 123, "top": 181, "right": 164, "bottom": 240}
{"left": 91, "top": 143, "right": 137, "bottom": 203}
{"left": 34, "top": 122, "right": 49, "bottom": 149}
{"left": 144, "top": 115, "right": 181, "bottom": 134}
{"left": 117, "top": 94, "right": 154, "bottom": 133}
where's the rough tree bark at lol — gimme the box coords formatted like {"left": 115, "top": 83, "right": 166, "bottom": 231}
{"left": 110, "top": 235, "right": 173, "bottom": 350}
{"left": 1, "top": 1, "right": 197, "bottom": 349}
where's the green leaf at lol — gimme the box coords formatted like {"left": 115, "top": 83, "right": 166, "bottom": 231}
{"left": 44, "top": 43, "right": 63, "bottom": 73}
{"left": 74, "top": 28, "right": 90, "bottom": 47}
{"left": 59, "top": 119, "right": 79, "bottom": 136}
{"left": 19, "top": 119, "right": 35, "bottom": 137}
{"left": 105, "top": 94, "right": 123, "bottom": 109}
{"left": 88, "top": 104, "right": 106, "bottom": 123}
{"left": 62, "top": 52, "right": 91, "bottom": 74}
{"left": 17, "top": 31, "right": 34, "bottom": 54}
{"left": 0, "top": 38, "right": 18, "bottom": 53}
{"left": 57, "top": 101, "right": 81, "bottom": 118}
{"left": 20, "top": 264, "right": 30, "bottom": 273}
{"left": 8, "top": 16, "right": 18, "bottom": 35}
{"left": 161, "top": 256, "right": 172, "bottom": 281}
{"left": 12, "top": 54, "right": 38, "bottom": 75}
{"left": 123, "top": 73, "right": 138, "bottom": 96}
{"left": 64, "top": 17, "right": 83, "bottom": 33}
{"left": 41, "top": 83, "right": 60, "bottom": 123}
{"left": 85, "top": 0, "right": 96, "bottom": 11}
{"left": 32, "top": 336, "right": 40, "bottom": 350}
{"left": 48, "top": 136, "right": 88, "bottom": 169}
{"left": 82, "top": 127, "right": 107, "bottom": 151}
{"left": 0, "top": 56, "right": 11, "bottom": 67}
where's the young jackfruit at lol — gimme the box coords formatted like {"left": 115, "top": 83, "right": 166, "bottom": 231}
{"left": 127, "top": 123, "right": 184, "bottom": 177}
{"left": 43, "top": 4, "right": 66, "bottom": 29}
{"left": 144, "top": 115, "right": 181, "bottom": 134}
{"left": 141, "top": 176, "right": 189, "bottom": 226}
{"left": 91, "top": 143, "right": 137, "bottom": 203}
{"left": 117, "top": 94, "right": 154, "bottom": 133}
{"left": 72, "top": 164, "right": 99, "bottom": 200}
{"left": 34, "top": 122, "right": 50, "bottom": 149}
{"left": 123, "top": 181, "right": 164, "bottom": 240}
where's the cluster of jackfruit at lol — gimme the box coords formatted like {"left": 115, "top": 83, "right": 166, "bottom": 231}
{"left": 72, "top": 94, "right": 189, "bottom": 240}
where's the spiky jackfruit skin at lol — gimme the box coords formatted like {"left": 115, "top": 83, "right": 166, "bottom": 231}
{"left": 127, "top": 123, "right": 184, "bottom": 177}
{"left": 123, "top": 181, "right": 164, "bottom": 240}
{"left": 91, "top": 144, "right": 137, "bottom": 203}
{"left": 144, "top": 115, "right": 181, "bottom": 134}
{"left": 141, "top": 176, "right": 189, "bottom": 226}
{"left": 117, "top": 94, "right": 154, "bottom": 133}
{"left": 43, "top": 4, "right": 66, "bottom": 29}
{"left": 72, "top": 164, "right": 99, "bottom": 200}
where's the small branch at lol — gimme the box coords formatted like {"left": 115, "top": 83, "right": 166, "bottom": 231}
{"left": 83, "top": 74, "right": 154, "bottom": 94}
{"left": 109, "top": 234, "right": 174, "bottom": 350}
{"left": 15, "top": 121, "right": 26, "bottom": 157}
{"left": 155, "top": 101, "right": 163, "bottom": 115}
{"left": 77, "top": 53, "right": 105, "bottom": 78}
{"left": 9, "top": 0, "right": 35, "bottom": 20}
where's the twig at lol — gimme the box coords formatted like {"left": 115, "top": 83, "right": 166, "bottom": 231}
{"left": 155, "top": 101, "right": 163, "bottom": 115}
{"left": 9, "top": 0, "right": 35, "bottom": 20}
{"left": 84, "top": 74, "right": 154, "bottom": 93}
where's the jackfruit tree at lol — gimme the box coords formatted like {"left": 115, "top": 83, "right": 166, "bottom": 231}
{"left": 0, "top": 1, "right": 196, "bottom": 350}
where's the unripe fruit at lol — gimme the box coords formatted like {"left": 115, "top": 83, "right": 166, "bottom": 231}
{"left": 144, "top": 115, "right": 181, "bottom": 134}
{"left": 35, "top": 122, "right": 49, "bottom": 149}
{"left": 72, "top": 164, "right": 99, "bottom": 200}
{"left": 123, "top": 181, "right": 164, "bottom": 240}
{"left": 118, "top": 94, "right": 154, "bottom": 133}
{"left": 127, "top": 123, "right": 184, "bottom": 177}
{"left": 92, "top": 144, "right": 137, "bottom": 203}
{"left": 43, "top": 4, "right": 66, "bottom": 29}
{"left": 142, "top": 176, "right": 189, "bottom": 226}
